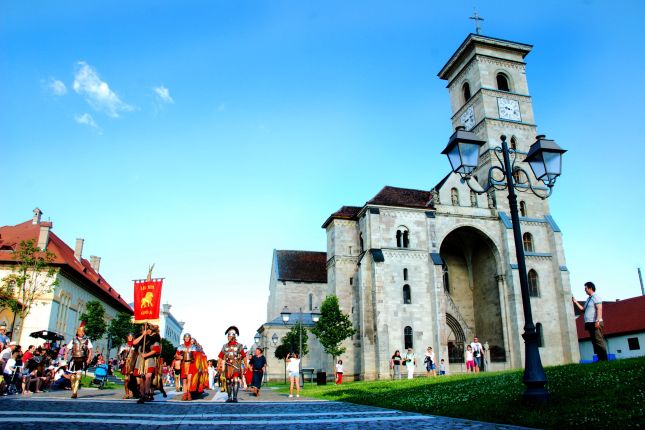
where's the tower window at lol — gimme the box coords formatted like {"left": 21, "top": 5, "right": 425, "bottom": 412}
{"left": 403, "top": 285, "right": 411, "bottom": 304}
{"left": 442, "top": 263, "right": 450, "bottom": 293}
{"left": 523, "top": 233, "right": 534, "bottom": 252}
{"left": 359, "top": 233, "right": 364, "bottom": 253}
{"left": 462, "top": 82, "right": 471, "bottom": 102}
{"left": 396, "top": 227, "right": 410, "bottom": 248}
{"left": 536, "top": 322, "right": 544, "bottom": 347}
{"left": 451, "top": 188, "right": 459, "bottom": 206}
{"left": 308, "top": 293, "right": 313, "bottom": 311}
{"left": 497, "top": 73, "right": 510, "bottom": 91}
{"left": 403, "top": 268, "right": 408, "bottom": 281}
{"left": 404, "top": 326, "right": 413, "bottom": 349}
{"left": 470, "top": 190, "right": 477, "bottom": 207}
{"left": 519, "top": 201, "right": 527, "bottom": 217}
{"left": 510, "top": 136, "right": 517, "bottom": 150}
{"left": 528, "top": 269, "right": 539, "bottom": 297}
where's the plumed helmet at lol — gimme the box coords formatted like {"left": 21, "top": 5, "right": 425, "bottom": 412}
{"left": 225, "top": 326, "right": 239, "bottom": 336}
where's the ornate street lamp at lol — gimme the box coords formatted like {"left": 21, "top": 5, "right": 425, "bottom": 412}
{"left": 312, "top": 306, "right": 321, "bottom": 323}
{"left": 441, "top": 126, "right": 566, "bottom": 402}
{"left": 280, "top": 306, "right": 291, "bottom": 325}
{"left": 271, "top": 333, "right": 279, "bottom": 346}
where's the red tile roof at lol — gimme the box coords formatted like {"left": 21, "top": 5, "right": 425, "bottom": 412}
{"left": 321, "top": 206, "right": 362, "bottom": 228}
{"left": 275, "top": 250, "right": 327, "bottom": 283}
{"left": 0, "top": 219, "right": 132, "bottom": 314}
{"left": 576, "top": 295, "right": 645, "bottom": 340}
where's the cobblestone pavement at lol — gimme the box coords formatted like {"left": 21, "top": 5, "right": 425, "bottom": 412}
{"left": 0, "top": 387, "right": 536, "bottom": 429}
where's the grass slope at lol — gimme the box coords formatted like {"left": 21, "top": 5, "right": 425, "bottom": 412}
{"left": 288, "top": 357, "right": 645, "bottom": 429}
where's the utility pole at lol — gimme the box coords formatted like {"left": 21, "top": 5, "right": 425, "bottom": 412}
{"left": 639, "top": 267, "right": 644, "bottom": 296}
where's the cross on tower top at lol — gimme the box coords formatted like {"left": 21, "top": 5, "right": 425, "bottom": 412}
{"left": 469, "top": 10, "right": 484, "bottom": 35}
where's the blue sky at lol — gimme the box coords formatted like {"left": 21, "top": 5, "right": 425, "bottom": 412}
{"left": 2, "top": 1, "right": 644, "bottom": 355}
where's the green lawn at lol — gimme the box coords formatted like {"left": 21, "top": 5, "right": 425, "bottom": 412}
{"left": 280, "top": 357, "right": 645, "bottom": 429}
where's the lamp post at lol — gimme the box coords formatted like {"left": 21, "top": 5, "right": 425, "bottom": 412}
{"left": 441, "top": 127, "right": 566, "bottom": 402}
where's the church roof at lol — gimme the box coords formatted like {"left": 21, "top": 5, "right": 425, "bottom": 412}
{"left": 576, "top": 295, "right": 645, "bottom": 340}
{"left": 0, "top": 219, "right": 132, "bottom": 314}
{"left": 275, "top": 250, "right": 327, "bottom": 284}
{"left": 321, "top": 206, "right": 361, "bottom": 228}
{"left": 367, "top": 186, "right": 433, "bottom": 209}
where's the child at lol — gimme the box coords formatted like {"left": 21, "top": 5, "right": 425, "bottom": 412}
{"left": 335, "top": 360, "right": 344, "bottom": 384}
{"left": 439, "top": 358, "right": 447, "bottom": 375}
{"left": 465, "top": 345, "right": 475, "bottom": 373}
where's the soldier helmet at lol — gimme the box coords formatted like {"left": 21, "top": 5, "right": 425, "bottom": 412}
{"left": 225, "top": 326, "right": 239, "bottom": 336}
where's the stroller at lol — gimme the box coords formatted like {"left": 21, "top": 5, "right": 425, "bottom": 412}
{"left": 2, "top": 365, "right": 22, "bottom": 395}
{"left": 91, "top": 364, "right": 109, "bottom": 389}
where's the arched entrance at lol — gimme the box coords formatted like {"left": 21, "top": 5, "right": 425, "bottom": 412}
{"left": 440, "top": 226, "right": 506, "bottom": 363}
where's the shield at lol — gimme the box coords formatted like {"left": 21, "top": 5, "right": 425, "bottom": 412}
{"left": 30, "top": 330, "right": 65, "bottom": 341}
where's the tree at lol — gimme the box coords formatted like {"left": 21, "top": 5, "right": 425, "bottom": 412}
{"left": 80, "top": 300, "right": 107, "bottom": 342}
{"left": 281, "top": 321, "right": 309, "bottom": 357}
{"left": 2, "top": 239, "right": 59, "bottom": 341}
{"left": 107, "top": 312, "right": 136, "bottom": 351}
{"left": 311, "top": 295, "right": 356, "bottom": 372}
{"left": 160, "top": 338, "right": 176, "bottom": 365}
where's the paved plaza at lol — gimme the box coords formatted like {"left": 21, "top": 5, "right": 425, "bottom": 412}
{"left": 0, "top": 386, "right": 535, "bottom": 429}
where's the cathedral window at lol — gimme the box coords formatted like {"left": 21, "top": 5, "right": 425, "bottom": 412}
{"left": 396, "top": 227, "right": 410, "bottom": 248}
{"left": 404, "top": 326, "right": 413, "bottom": 349}
{"left": 359, "top": 233, "right": 364, "bottom": 253}
{"left": 451, "top": 188, "right": 459, "bottom": 206}
{"left": 512, "top": 168, "right": 521, "bottom": 184}
{"left": 496, "top": 73, "right": 510, "bottom": 92}
{"left": 403, "top": 285, "right": 412, "bottom": 304}
{"left": 462, "top": 82, "right": 471, "bottom": 102}
{"left": 519, "top": 201, "right": 527, "bottom": 217}
{"left": 510, "top": 136, "right": 517, "bottom": 150}
{"left": 308, "top": 293, "right": 313, "bottom": 311}
{"left": 528, "top": 269, "right": 540, "bottom": 297}
{"left": 536, "top": 322, "right": 544, "bottom": 347}
{"left": 523, "top": 233, "right": 534, "bottom": 252}
{"left": 350, "top": 277, "right": 353, "bottom": 286}
{"left": 403, "top": 268, "right": 408, "bottom": 281}
{"left": 470, "top": 190, "right": 477, "bottom": 207}
{"left": 442, "top": 263, "right": 450, "bottom": 293}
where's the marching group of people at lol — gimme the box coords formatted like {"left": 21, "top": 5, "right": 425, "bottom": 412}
{"left": 389, "top": 336, "right": 486, "bottom": 379}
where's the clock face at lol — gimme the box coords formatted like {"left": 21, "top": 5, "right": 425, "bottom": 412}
{"left": 497, "top": 98, "right": 521, "bottom": 121}
{"left": 460, "top": 106, "right": 475, "bottom": 130}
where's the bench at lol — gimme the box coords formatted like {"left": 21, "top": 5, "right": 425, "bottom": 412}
{"left": 301, "top": 368, "right": 315, "bottom": 384}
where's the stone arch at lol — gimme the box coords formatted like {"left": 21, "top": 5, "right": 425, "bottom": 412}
{"left": 439, "top": 225, "right": 506, "bottom": 362}
{"left": 446, "top": 313, "right": 466, "bottom": 363}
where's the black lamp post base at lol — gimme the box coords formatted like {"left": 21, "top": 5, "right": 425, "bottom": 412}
{"left": 523, "top": 385, "right": 549, "bottom": 403}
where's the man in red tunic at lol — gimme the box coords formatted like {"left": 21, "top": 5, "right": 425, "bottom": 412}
{"left": 218, "top": 326, "right": 247, "bottom": 403}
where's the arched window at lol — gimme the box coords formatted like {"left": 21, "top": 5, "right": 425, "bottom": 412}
{"left": 308, "top": 293, "right": 313, "bottom": 311}
{"left": 523, "top": 233, "right": 534, "bottom": 252}
{"left": 528, "top": 269, "right": 539, "bottom": 297}
{"left": 510, "top": 136, "right": 517, "bottom": 150}
{"left": 404, "top": 326, "right": 413, "bottom": 349}
{"left": 497, "top": 73, "right": 510, "bottom": 91}
{"left": 442, "top": 263, "right": 450, "bottom": 293}
{"left": 512, "top": 168, "right": 521, "bottom": 184}
{"left": 359, "top": 233, "right": 364, "bottom": 253}
{"left": 519, "top": 201, "right": 527, "bottom": 217}
{"left": 403, "top": 285, "right": 411, "bottom": 304}
{"left": 536, "top": 322, "right": 544, "bottom": 347}
{"left": 462, "top": 82, "right": 471, "bottom": 102}
{"left": 451, "top": 188, "right": 459, "bottom": 206}
{"left": 470, "top": 190, "right": 477, "bottom": 207}
{"left": 403, "top": 268, "right": 408, "bottom": 281}
{"left": 396, "top": 227, "right": 410, "bottom": 248}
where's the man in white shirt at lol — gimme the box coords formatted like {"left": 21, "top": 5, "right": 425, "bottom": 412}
{"left": 470, "top": 337, "right": 483, "bottom": 373}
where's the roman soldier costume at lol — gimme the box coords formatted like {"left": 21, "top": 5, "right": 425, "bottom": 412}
{"left": 218, "top": 325, "right": 247, "bottom": 403}
{"left": 134, "top": 324, "right": 162, "bottom": 404}
{"left": 65, "top": 321, "right": 92, "bottom": 399}
{"left": 177, "top": 333, "right": 199, "bottom": 401}
{"left": 120, "top": 333, "right": 138, "bottom": 399}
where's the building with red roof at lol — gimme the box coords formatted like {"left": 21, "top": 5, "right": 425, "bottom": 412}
{"left": 576, "top": 295, "right": 645, "bottom": 360}
{"left": 0, "top": 208, "right": 132, "bottom": 355}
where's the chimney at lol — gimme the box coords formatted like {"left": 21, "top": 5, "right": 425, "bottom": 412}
{"left": 74, "top": 238, "right": 84, "bottom": 261}
{"left": 32, "top": 208, "right": 43, "bottom": 224}
{"left": 90, "top": 255, "right": 101, "bottom": 273}
{"left": 37, "top": 222, "right": 52, "bottom": 250}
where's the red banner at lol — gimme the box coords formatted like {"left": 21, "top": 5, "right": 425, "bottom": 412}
{"left": 133, "top": 279, "right": 163, "bottom": 323}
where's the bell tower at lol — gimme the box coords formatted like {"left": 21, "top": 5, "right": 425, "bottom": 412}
{"left": 438, "top": 34, "right": 548, "bottom": 215}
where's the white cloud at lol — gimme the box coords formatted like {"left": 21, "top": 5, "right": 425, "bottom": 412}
{"left": 153, "top": 85, "right": 174, "bottom": 104}
{"left": 73, "top": 61, "right": 132, "bottom": 118}
{"left": 48, "top": 78, "right": 67, "bottom": 96}
{"left": 74, "top": 113, "right": 100, "bottom": 130}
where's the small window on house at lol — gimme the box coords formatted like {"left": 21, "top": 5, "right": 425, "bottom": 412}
{"left": 523, "top": 233, "right": 534, "bottom": 252}
{"left": 404, "top": 326, "right": 413, "bottom": 349}
{"left": 628, "top": 337, "right": 640, "bottom": 350}
{"left": 510, "top": 136, "right": 517, "bottom": 150}
{"left": 528, "top": 269, "right": 539, "bottom": 297}
{"left": 451, "top": 188, "right": 459, "bottom": 206}
{"left": 520, "top": 201, "right": 527, "bottom": 217}
{"left": 462, "top": 82, "right": 471, "bottom": 102}
{"left": 403, "top": 285, "right": 411, "bottom": 304}
{"left": 536, "top": 322, "right": 544, "bottom": 347}
{"left": 497, "top": 73, "right": 510, "bottom": 91}
{"left": 442, "top": 263, "right": 450, "bottom": 293}
{"left": 470, "top": 190, "right": 477, "bottom": 207}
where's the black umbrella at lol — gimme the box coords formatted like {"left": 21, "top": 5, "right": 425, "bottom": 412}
{"left": 30, "top": 330, "right": 65, "bottom": 341}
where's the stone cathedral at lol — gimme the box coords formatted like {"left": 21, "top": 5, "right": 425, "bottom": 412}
{"left": 263, "top": 33, "right": 579, "bottom": 380}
